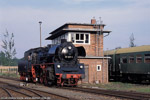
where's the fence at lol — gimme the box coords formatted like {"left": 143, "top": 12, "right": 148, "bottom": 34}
{"left": 0, "top": 66, "right": 18, "bottom": 74}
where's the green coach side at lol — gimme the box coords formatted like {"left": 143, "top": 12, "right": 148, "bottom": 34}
{"left": 104, "top": 45, "right": 150, "bottom": 82}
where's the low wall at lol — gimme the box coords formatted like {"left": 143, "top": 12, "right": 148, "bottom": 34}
{"left": 0, "top": 66, "right": 18, "bottom": 74}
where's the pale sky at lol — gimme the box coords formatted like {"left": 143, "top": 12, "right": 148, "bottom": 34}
{"left": 0, "top": 0, "right": 150, "bottom": 58}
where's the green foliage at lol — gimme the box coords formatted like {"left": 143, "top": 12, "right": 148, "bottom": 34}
{"left": 0, "top": 51, "right": 19, "bottom": 66}
{"left": 0, "top": 73, "right": 19, "bottom": 78}
{"left": 2, "top": 30, "right": 16, "bottom": 59}
{"left": 0, "top": 30, "right": 18, "bottom": 66}
{"left": 0, "top": 51, "right": 8, "bottom": 65}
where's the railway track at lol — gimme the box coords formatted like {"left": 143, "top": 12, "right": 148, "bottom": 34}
{"left": 0, "top": 81, "right": 73, "bottom": 100}
{"left": 1, "top": 76, "right": 150, "bottom": 100}
{"left": 1, "top": 87, "right": 12, "bottom": 98}
{"left": 61, "top": 87, "right": 150, "bottom": 100}
{"left": 0, "top": 76, "right": 19, "bottom": 81}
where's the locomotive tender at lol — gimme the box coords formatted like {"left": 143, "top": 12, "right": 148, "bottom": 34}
{"left": 105, "top": 45, "right": 150, "bottom": 82}
{"left": 18, "top": 39, "right": 86, "bottom": 86}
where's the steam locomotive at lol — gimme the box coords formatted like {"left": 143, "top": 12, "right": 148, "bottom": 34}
{"left": 18, "top": 39, "right": 86, "bottom": 86}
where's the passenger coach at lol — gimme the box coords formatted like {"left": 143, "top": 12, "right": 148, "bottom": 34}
{"left": 105, "top": 45, "right": 150, "bottom": 82}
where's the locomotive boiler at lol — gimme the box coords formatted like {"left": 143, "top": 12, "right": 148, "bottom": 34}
{"left": 18, "top": 39, "right": 86, "bottom": 86}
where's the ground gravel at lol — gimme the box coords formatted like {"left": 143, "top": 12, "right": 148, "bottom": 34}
{"left": 0, "top": 78, "right": 123, "bottom": 100}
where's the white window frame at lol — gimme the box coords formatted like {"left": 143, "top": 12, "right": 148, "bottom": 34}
{"left": 97, "top": 65, "right": 101, "bottom": 71}
{"left": 68, "top": 32, "right": 90, "bottom": 44}
{"left": 52, "top": 32, "right": 91, "bottom": 45}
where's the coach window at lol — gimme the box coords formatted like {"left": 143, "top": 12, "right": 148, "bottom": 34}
{"left": 122, "top": 57, "right": 127, "bottom": 63}
{"left": 144, "top": 54, "right": 150, "bottom": 63}
{"left": 136, "top": 55, "right": 142, "bottom": 63}
{"left": 129, "top": 55, "right": 134, "bottom": 63}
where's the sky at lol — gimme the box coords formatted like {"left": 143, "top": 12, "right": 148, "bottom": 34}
{"left": 0, "top": 0, "right": 150, "bottom": 58}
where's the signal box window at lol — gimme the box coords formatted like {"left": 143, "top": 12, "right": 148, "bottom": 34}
{"left": 136, "top": 55, "right": 142, "bottom": 63}
{"left": 122, "top": 57, "right": 127, "bottom": 63}
{"left": 71, "top": 33, "right": 90, "bottom": 44}
{"left": 85, "top": 34, "right": 89, "bottom": 43}
{"left": 144, "top": 54, "right": 150, "bottom": 63}
{"left": 76, "top": 34, "right": 79, "bottom": 40}
{"left": 76, "top": 33, "right": 84, "bottom": 43}
{"left": 129, "top": 55, "right": 134, "bottom": 63}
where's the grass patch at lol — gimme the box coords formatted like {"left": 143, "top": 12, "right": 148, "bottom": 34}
{"left": 80, "top": 82, "right": 150, "bottom": 93}
{"left": 0, "top": 73, "right": 19, "bottom": 78}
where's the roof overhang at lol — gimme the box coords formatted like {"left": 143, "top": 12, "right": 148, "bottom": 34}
{"left": 49, "top": 23, "right": 106, "bottom": 35}
{"left": 46, "top": 29, "right": 111, "bottom": 40}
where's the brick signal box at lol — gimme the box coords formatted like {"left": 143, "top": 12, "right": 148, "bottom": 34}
{"left": 46, "top": 18, "right": 111, "bottom": 84}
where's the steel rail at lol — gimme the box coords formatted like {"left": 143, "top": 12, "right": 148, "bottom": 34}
{"left": 22, "top": 88, "right": 44, "bottom": 97}
{"left": 0, "top": 87, "right": 13, "bottom": 100}
{"left": 2, "top": 87, "right": 48, "bottom": 100}
{"left": 1, "top": 83, "right": 48, "bottom": 100}
{"left": 79, "top": 87, "right": 150, "bottom": 98}
{"left": 0, "top": 80, "right": 73, "bottom": 100}
{"left": 25, "top": 87, "right": 75, "bottom": 100}
{"left": 61, "top": 87, "right": 150, "bottom": 100}
{"left": 0, "top": 76, "right": 19, "bottom": 81}
{"left": 4, "top": 87, "right": 33, "bottom": 97}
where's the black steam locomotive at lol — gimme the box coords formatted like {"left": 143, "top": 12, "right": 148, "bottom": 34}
{"left": 18, "top": 39, "right": 86, "bottom": 86}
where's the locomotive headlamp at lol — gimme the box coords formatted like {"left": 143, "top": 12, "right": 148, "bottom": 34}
{"left": 68, "top": 46, "right": 72, "bottom": 49}
{"left": 57, "top": 65, "right": 61, "bottom": 68}
{"left": 36, "top": 78, "right": 38, "bottom": 82}
{"left": 80, "top": 65, "right": 83, "bottom": 69}
{"left": 26, "top": 77, "right": 28, "bottom": 81}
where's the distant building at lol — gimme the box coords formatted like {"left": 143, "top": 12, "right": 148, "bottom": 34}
{"left": 46, "top": 19, "right": 111, "bottom": 84}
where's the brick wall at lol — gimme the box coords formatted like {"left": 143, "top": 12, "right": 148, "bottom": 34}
{"left": 67, "top": 19, "right": 108, "bottom": 84}
{"left": 75, "top": 33, "right": 104, "bottom": 57}
{"left": 79, "top": 58, "right": 108, "bottom": 84}
{"left": 68, "top": 21, "right": 104, "bottom": 57}
{"left": 68, "top": 25, "right": 94, "bottom": 29}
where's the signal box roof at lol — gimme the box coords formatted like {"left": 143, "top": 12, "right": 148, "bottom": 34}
{"left": 46, "top": 23, "right": 111, "bottom": 40}
{"left": 104, "top": 45, "right": 150, "bottom": 55}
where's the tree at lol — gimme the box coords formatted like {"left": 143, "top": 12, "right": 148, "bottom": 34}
{"left": 0, "top": 51, "right": 7, "bottom": 66}
{"left": 1, "top": 30, "right": 17, "bottom": 65}
{"left": 115, "top": 46, "right": 121, "bottom": 49}
{"left": 129, "top": 33, "right": 136, "bottom": 47}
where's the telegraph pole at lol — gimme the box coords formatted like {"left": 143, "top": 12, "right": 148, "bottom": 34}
{"left": 39, "top": 21, "right": 42, "bottom": 47}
